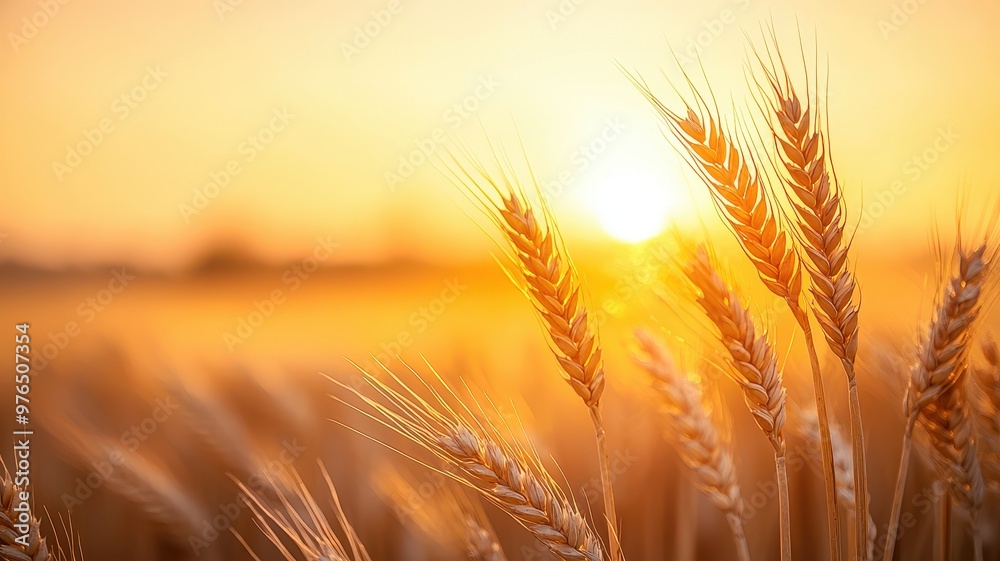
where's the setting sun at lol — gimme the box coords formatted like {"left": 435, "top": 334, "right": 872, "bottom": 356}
{"left": 588, "top": 168, "right": 673, "bottom": 242}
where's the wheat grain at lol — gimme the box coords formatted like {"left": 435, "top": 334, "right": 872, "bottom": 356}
{"left": 633, "top": 330, "right": 750, "bottom": 561}
{"left": 629, "top": 71, "right": 842, "bottom": 561}
{"left": 751, "top": 40, "right": 871, "bottom": 559}
{"left": 682, "top": 246, "right": 790, "bottom": 561}
{"left": 884, "top": 242, "right": 992, "bottom": 561}
{"left": 441, "top": 143, "right": 619, "bottom": 561}
{"left": 336, "top": 367, "right": 605, "bottom": 561}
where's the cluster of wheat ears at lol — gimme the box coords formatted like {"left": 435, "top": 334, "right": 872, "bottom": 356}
{"left": 4, "top": 31, "right": 1000, "bottom": 561}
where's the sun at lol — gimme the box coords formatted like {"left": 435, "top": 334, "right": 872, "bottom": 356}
{"left": 588, "top": 169, "right": 673, "bottom": 243}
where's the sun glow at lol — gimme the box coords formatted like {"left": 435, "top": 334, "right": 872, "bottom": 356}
{"left": 588, "top": 169, "right": 674, "bottom": 243}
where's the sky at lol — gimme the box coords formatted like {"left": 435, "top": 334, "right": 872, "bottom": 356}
{"left": 1, "top": 0, "right": 998, "bottom": 271}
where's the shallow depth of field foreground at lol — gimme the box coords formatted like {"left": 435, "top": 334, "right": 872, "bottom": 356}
{"left": 2, "top": 1, "right": 1000, "bottom": 561}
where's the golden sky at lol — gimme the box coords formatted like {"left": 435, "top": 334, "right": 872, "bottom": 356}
{"left": 1, "top": 0, "right": 998, "bottom": 270}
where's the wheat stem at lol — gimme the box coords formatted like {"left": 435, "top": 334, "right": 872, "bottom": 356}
{"left": 936, "top": 493, "right": 950, "bottom": 561}
{"left": 882, "top": 412, "right": 916, "bottom": 561}
{"left": 776, "top": 453, "right": 792, "bottom": 561}
{"left": 726, "top": 512, "right": 753, "bottom": 561}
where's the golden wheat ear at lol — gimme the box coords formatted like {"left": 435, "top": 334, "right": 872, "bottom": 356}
{"left": 632, "top": 330, "right": 750, "bottom": 561}
{"left": 884, "top": 237, "right": 997, "bottom": 561}
{"left": 746, "top": 27, "right": 873, "bottom": 560}
{"left": 678, "top": 245, "right": 791, "bottom": 561}
{"left": 627, "top": 62, "right": 842, "bottom": 561}
{"left": 438, "top": 137, "right": 620, "bottom": 561}
{"left": 374, "top": 464, "right": 506, "bottom": 561}
{"left": 234, "top": 462, "right": 371, "bottom": 561}
{"left": 331, "top": 363, "right": 605, "bottom": 561}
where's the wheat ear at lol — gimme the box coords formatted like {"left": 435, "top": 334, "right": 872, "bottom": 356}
{"left": 335, "top": 367, "right": 605, "bottom": 561}
{"left": 683, "top": 246, "right": 790, "bottom": 561}
{"left": 235, "top": 463, "right": 371, "bottom": 561}
{"left": 634, "top": 330, "right": 750, "bottom": 561}
{"left": 883, "top": 243, "right": 991, "bottom": 561}
{"left": 972, "top": 338, "right": 1000, "bottom": 492}
{"left": 441, "top": 144, "right": 619, "bottom": 561}
{"left": 0, "top": 460, "right": 50, "bottom": 561}
{"left": 920, "top": 365, "right": 985, "bottom": 561}
{"left": 629, "top": 72, "right": 841, "bottom": 561}
{"left": 751, "top": 36, "right": 871, "bottom": 560}
{"left": 374, "top": 465, "right": 506, "bottom": 561}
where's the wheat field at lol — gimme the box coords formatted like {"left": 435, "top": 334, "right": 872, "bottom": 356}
{"left": 2, "top": 5, "right": 1000, "bottom": 561}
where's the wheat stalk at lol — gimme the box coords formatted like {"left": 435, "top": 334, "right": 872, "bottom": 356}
{"left": 682, "top": 246, "right": 790, "bottom": 561}
{"left": 883, "top": 242, "right": 992, "bottom": 561}
{"left": 335, "top": 367, "right": 605, "bottom": 561}
{"left": 797, "top": 408, "right": 875, "bottom": 560}
{"left": 441, "top": 143, "right": 619, "bottom": 561}
{"left": 633, "top": 330, "right": 750, "bottom": 561}
{"left": 972, "top": 338, "right": 1000, "bottom": 492}
{"left": 235, "top": 462, "right": 371, "bottom": 561}
{"left": 750, "top": 35, "right": 871, "bottom": 560}
{"left": 374, "top": 465, "right": 507, "bottom": 561}
{"left": 629, "top": 71, "right": 842, "bottom": 561}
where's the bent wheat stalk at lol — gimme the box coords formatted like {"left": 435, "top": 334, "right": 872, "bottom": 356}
{"left": 629, "top": 72, "right": 841, "bottom": 561}
{"left": 336, "top": 368, "right": 605, "bottom": 561}
{"left": 883, "top": 242, "right": 992, "bottom": 561}
{"left": 441, "top": 144, "right": 619, "bottom": 561}
{"left": 683, "top": 246, "right": 790, "bottom": 561}
{"left": 634, "top": 330, "right": 750, "bottom": 561}
{"left": 751, "top": 36, "right": 870, "bottom": 560}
